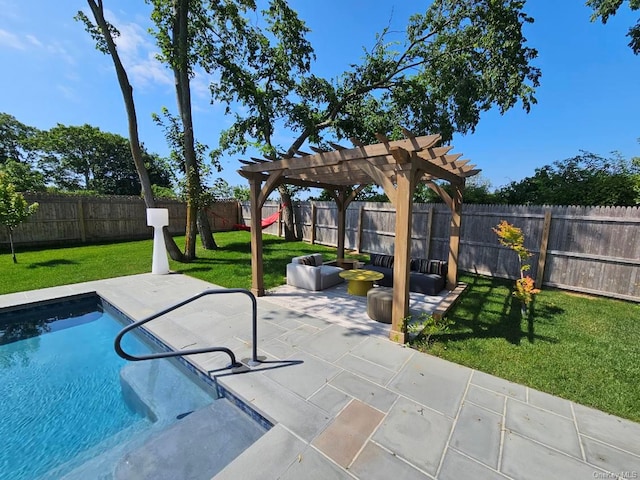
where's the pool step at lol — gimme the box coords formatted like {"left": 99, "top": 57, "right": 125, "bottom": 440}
{"left": 119, "top": 358, "right": 214, "bottom": 422}
{"left": 114, "top": 399, "right": 267, "bottom": 480}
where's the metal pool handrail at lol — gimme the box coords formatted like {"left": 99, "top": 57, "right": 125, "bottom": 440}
{"left": 114, "top": 288, "right": 259, "bottom": 369}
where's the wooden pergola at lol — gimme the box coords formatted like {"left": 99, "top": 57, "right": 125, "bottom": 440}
{"left": 238, "top": 131, "right": 479, "bottom": 343}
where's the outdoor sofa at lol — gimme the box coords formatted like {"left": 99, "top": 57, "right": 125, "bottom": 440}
{"left": 286, "top": 254, "right": 344, "bottom": 291}
{"left": 362, "top": 253, "right": 447, "bottom": 295}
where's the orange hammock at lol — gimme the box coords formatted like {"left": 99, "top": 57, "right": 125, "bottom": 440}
{"left": 234, "top": 207, "right": 282, "bottom": 231}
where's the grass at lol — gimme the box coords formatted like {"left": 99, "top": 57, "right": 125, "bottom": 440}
{"left": 3, "top": 235, "right": 639, "bottom": 421}
{"left": 410, "top": 273, "right": 640, "bottom": 422}
{"left": 0, "top": 231, "right": 350, "bottom": 294}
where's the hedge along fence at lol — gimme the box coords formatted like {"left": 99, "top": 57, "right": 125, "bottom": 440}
{"left": 1, "top": 193, "right": 240, "bottom": 247}
{"left": 243, "top": 201, "right": 640, "bottom": 303}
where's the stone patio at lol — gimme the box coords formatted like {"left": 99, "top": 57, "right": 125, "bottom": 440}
{"left": 2, "top": 273, "right": 639, "bottom": 479}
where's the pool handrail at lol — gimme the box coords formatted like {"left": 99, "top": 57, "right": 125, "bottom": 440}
{"left": 114, "top": 288, "right": 259, "bottom": 369}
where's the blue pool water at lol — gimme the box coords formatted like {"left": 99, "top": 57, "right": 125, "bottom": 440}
{"left": 0, "top": 298, "right": 157, "bottom": 480}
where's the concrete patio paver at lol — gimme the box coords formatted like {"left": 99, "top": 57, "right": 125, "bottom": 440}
{"left": 3, "top": 273, "right": 640, "bottom": 480}
{"left": 371, "top": 396, "right": 453, "bottom": 476}
{"left": 450, "top": 402, "right": 502, "bottom": 469}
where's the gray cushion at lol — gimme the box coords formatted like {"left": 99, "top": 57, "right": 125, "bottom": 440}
{"left": 299, "top": 255, "right": 316, "bottom": 266}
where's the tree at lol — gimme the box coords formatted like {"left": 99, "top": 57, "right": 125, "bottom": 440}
{"left": 215, "top": 0, "right": 540, "bottom": 238}
{"left": 413, "top": 175, "right": 498, "bottom": 204}
{"left": 232, "top": 185, "right": 250, "bottom": 201}
{"left": 495, "top": 151, "right": 640, "bottom": 206}
{"left": 76, "top": 1, "right": 186, "bottom": 261}
{"left": 0, "top": 160, "right": 46, "bottom": 192}
{"left": 209, "top": 178, "right": 233, "bottom": 199}
{"left": 34, "top": 124, "right": 173, "bottom": 195}
{"left": 211, "top": 0, "right": 315, "bottom": 240}
{"left": 0, "top": 113, "right": 39, "bottom": 165}
{"left": 493, "top": 220, "right": 540, "bottom": 310}
{"left": 587, "top": 0, "right": 640, "bottom": 54}
{"left": 147, "top": 0, "right": 220, "bottom": 255}
{"left": 311, "top": 184, "right": 388, "bottom": 202}
{"left": 151, "top": 106, "right": 217, "bottom": 251}
{"left": 0, "top": 172, "right": 39, "bottom": 263}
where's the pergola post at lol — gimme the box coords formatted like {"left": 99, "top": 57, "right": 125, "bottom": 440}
{"left": 446, "top": 183, "right": 463, "bottom": 290}
{"left": 249, "top": 177, "right": 265, "bottom": 297}
{"left": 390, "top": 172, "right": 413, "bottom": 344}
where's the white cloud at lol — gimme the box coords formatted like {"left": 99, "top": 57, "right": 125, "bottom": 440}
{"left": 103, "top": 8, "right": 173, "bottom": 90}
{"left": 0, "top": 28, "right": 26, "bottom": 50}
{"left": 129, "top": 51, "right": 173, "bottom": 88}
{"left": 56, "top": 84, "right": 79, "bottom": 102}
{"left": 46, "top": 42, "right": 76, "bottom": 65}
{"left": 25, "top": 34, "right": 42, "bottom": 48}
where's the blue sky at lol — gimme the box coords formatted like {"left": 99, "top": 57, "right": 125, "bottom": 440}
{"left": 1, "top": 0, "right": 638, "bottom": 194}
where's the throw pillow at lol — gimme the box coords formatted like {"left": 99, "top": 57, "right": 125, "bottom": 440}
{"left": 299, "top": 256, "right": 316, "bottom": 266}
{"left": 427, "top": 260, "right": 446, "bottom": 276}
{"left": 371, "top": 254, "right": 394, "bottom": 268}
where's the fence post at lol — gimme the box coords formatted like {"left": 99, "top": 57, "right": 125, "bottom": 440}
{"left": 310, "top": 203, "right": 317, "bottom": 244}
{"left": 356, "top": 205, "right": 365, "bottom": 253}
{"left": 536, "top": 209, "right": 552, "bottom": 288}
{"left": 77, "top": 199, "right": 87, "bottom": 243}
{"left": 425, "top": 207, "right": 434, "bottom": 259}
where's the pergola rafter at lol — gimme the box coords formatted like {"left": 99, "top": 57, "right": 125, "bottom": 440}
{"left": 238, "top": 130, "right": 479, "bottom": 343}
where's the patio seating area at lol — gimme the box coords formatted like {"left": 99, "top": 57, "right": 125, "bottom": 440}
{"left": 3, "top": 273, "right": 638, "bottom": 479}
{"left": 266, "top": 281, "right": 450, "bottom": 336}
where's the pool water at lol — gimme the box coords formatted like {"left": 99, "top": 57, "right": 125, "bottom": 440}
{"left": 0, "top": 299, "right": 167, "bottom": 480}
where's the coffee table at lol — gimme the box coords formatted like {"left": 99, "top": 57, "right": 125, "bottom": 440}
{"left": 339, "top": 269, "right": 384, "bottom": 296}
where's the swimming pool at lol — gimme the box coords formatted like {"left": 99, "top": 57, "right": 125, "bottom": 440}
{"left": 0, "top": 294, "right": 266, "bottom": 480}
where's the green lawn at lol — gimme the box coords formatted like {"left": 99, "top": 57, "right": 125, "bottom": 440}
{"left": 0, "top": 231, "right": 345, "bottom": 294}
{"left": 411, "top": 273, "right": 640, "bottom": 422}
{"left": 3, "top": 235, "right": 639, "bottom": 422}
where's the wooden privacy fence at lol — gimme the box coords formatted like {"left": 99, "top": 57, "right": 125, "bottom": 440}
{"left": 245, "top": 201, "right": 640, "bottom": 302}
{"left": 2, "top": 193, "right": 240, "bottom": 247}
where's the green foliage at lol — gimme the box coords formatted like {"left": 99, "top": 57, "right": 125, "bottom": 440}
{"left": 0, "top": 160, "right": 45, "bottom": 192}
{"left": 414, "top": 175, "right": 498, "bottom": 204}
{"left": 310, "top": 184, "right": 388, "bottom": 202}
{"left": 32, "top": 123, "right": 173, "bottom": 195}
{"left": 150, "top": 184, "right": 178, "bottom": 199}
{"left": 407, "top": 313, "right": 453, "bottom": 347}
{"left": 0, "top": 173, "right": 38, "bottom": 229}
{"left": 232, "top": 185, "right": 250, "bottom": 201}
{"left": 207, "top": 178, "right": 251, "bottom": 201}
{"left": 495, "top": 151, "right": 640, "bottom": 206}
{"left": 0, "top": 112, "right": 39, "bottom": 165}
{"left": 587, "top": 0, "right": 640, "bottom": 53}
{"left": 74, "top": 10, "right": 120, "bottom": 54}
{"left": 0, "top": 172, "right": 39, "bottom": 263}
{"left": 152, "top": 108, "right": 221, "bottom": 213}
{"left": 218, "top": 0, "right": 540, "bottom": 158}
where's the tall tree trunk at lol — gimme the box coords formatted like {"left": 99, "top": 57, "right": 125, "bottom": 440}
{"left": 197, "top": 207, "right": 217, "bottom": 249}
{"left": 86, "top": 0, "right": 184, "bottom": 262}
{"left": 278, "top": 185, "right": 297, "bottom": 241}
{"left": 173, "top": 0, "right": 209, "bottom": 260}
